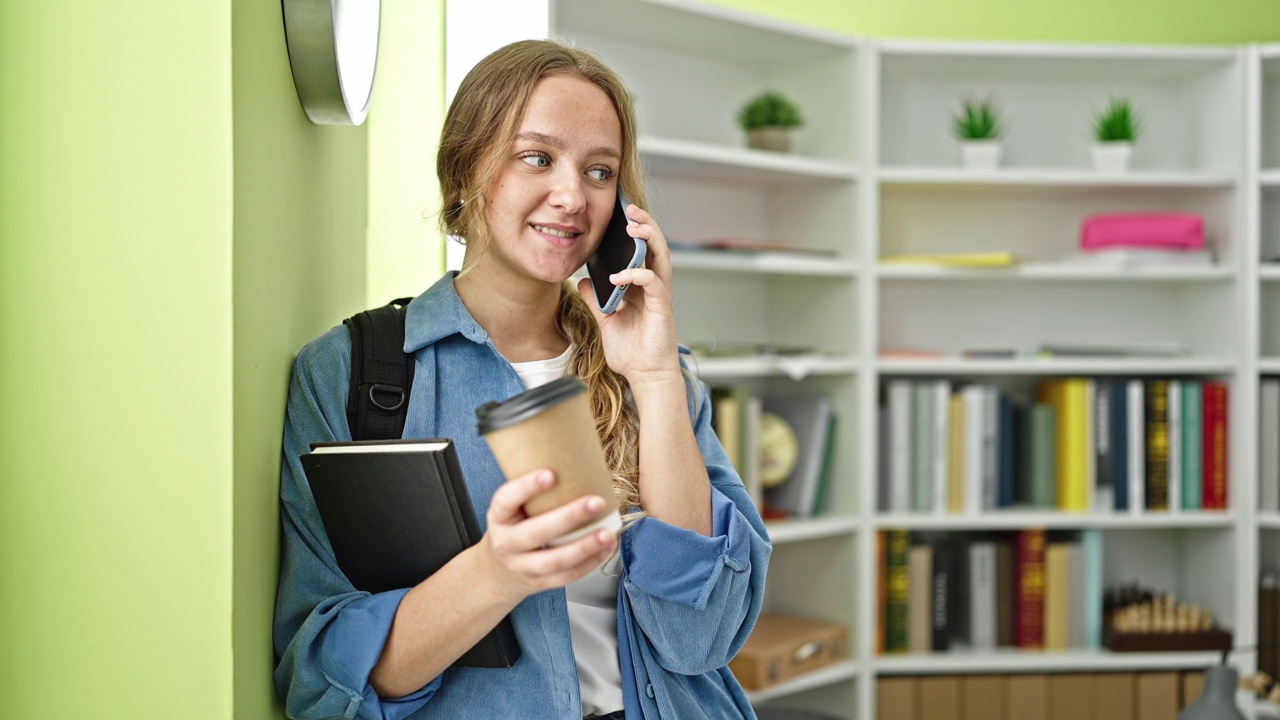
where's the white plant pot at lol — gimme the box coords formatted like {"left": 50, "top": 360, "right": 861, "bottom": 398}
{"left": 1092, "top": 142, "right": 1133, "bottom": 173}
{"left": 959, "top": 141, "right": 1003, "bottom": 171}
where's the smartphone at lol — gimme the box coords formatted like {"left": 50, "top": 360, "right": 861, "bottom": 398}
{"left": 586, "top": 189, "right": 647, "bottom": 314}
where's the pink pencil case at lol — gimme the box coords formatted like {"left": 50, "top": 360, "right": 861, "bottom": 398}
{"left": 1079, "top": 213, "right": 1205, "bottom": 251}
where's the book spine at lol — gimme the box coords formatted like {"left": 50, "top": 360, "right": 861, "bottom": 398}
{"left": 889, "top": 380, "right": 913, "bottom": 514}
{"left": 1015, "top": 529, "right": 1047, "bottom": 649}
{"left": 1031, "top": 404, "right": 1057, "bottom": 508}
{"left": 969, "top": 541, "right": 997, "bottom": 650}
{"left": 1062, "top": 379, "right": 1091, "bottom": 512}
{"left": 1182, "top": 380, "right": 1202, "bottom": 511}
{"left": 1095, "top": 381, "right": 1114, "bottom": 510}
{"left": 963, "top": 385, "right": 986, "bottom": 514}
{"left": 948, "top": 393, "right": 966, "bottom": 514}
{"left": 931, "top": 543, "right": 952, "bottom": 651}
{"left": 1082, "top": 530, "right": 1103, "bottom": 649}
{"left": 1043, "top": 543, "right": 1070, "bottom": 650}
{"left": 908, "top": 544, "right": 933, "bottom": 653}
{"left": 884, "top": 529, "right": 910, "bottom": 653}
{"left": 996, "top": 540, "right": 1016, "bottom": 647}
{"left": 912, "top": 382, "right": 935, "bottom": 513}
{"left": 1202, "top": 381, "right": 1229, "bottom": 510}
{"left": 1145, "top": 379, "right": 1170, "bottom": 511}
{"left": 982, "top": 386, "right": 999, "bottom": 510}
{"left": 1111, "top": 380, "right": 1129, "bottom": 512}
{"left": 877, "top": 531, "right": 886, "bottom": 654}
{"left": 1127, "top": 380, "right": 1146, "bottom": 515}
{"left": 1167, "top": 381, "right": 1182, "bottom": 514}
{"left": 933, "top": 381, "right": 951, "bottom": 516}
{"left": 878, "top": 405, "right": 891, "bottom": 513}
{"left": 998, "top": 396, "right": 1016, "bottom": 508}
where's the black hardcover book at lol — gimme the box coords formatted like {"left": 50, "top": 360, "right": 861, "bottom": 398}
{"left": 930, "top": 541, "right": 953, "bottom": 651}
{"left": 301, "top": 438, "right": 521, "bottom": 668}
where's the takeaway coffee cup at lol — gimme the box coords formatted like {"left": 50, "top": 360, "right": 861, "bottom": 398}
{"left": 476, "top": 376, "right": 621, "bottom": 545}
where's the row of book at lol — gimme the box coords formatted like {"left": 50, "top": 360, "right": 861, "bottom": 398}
{"left": 1260, "top": 378, "right": 1280, "bottom": 512}
{"left": 879, "top": 529, "right": 1102, "bottom": 654}
{"left": 876, "top": 671, "right": 1208, "bottom": 720}
{"left": 877, "top": 378, "right": 1230, "bottom": 515}
{"left": 709, "top": 386, "right": 837, "bottom": 518}
{"left": 1259, "top": 571, "right": 1280, "bottom": 687}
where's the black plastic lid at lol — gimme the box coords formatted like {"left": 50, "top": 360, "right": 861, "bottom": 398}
{"left": 475, "top": 376, "right": 588, "bottom": 435}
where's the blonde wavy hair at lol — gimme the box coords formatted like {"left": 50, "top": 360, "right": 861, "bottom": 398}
{"left": 437, "top": 39, "right": 645, "bottom": 514}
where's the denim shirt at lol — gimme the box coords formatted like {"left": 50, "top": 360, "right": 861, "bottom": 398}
{"left": 274, "top": 273, "right": 772, "bottom": 719}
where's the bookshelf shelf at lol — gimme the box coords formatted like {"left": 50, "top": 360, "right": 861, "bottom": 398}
{"left": 671, "top": 249, "right": 858, "bottom": 277}
{"left": 1260, "top": 513, "right": 1280, "bottom": 530}
{"left": 878, "top": 167, "right": 1235, "bottom": 190}
{"left": 1262, "top": 170, "right": 1280, "bottom": 187}
{"left": 641, "top": 136, "right": 859, "bottom": 186}
{"left": 1261, "top": 358, "right": 1280, "bottom": 374}
{"left": 743, "top": 660, "right": 861, "bottom": 704}
{"left": 876, "top": 358, "right": 1236, "bottom": 376}
{"left": 877, "top": 264, "right": 1233, "bottom": 282}
{"left": 692, "top": 355, "right": 860, "bottom": 380}
{"left": 874, "top": 649, "right": 1222, "bottom": 676}
{"left": 873, "top": 511, "right": 1235, "bottom": 531}
{"left": 766, "top": 515, "right": 860, "bottom": 544}
{"left": 1261, "top": 265, "right": 1280, "bottom": 281}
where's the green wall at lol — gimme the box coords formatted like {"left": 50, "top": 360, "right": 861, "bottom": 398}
{"left": 0, "top": 2, "right": 235, "bottom": 718}
{"left": 230, "top": 0, "right": 369, "bottom": 718}
{"left": 1, "top": 1, "right": 1278, "bottom": 719}
{"left": 708, "top": 0, "right": 1280, "bottom": 43}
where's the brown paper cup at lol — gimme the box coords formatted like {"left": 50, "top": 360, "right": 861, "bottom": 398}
{"left": 477, "top": 377, "right": 619, "bottom": 544}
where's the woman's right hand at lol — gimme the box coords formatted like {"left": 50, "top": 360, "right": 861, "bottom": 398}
{"left": 477, "top": 468, "right": 618, "bottom": 603}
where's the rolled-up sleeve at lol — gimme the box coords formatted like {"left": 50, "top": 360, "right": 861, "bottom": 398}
{"left": 619, "top": 366, "right": 771, "bottom": 675}
{"left": 273, "top": 330, "right": 440, "bottom": 720}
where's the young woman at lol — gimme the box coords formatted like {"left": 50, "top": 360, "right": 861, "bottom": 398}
{"left": 273, "top": 39, "right": 771, "bottom": 720}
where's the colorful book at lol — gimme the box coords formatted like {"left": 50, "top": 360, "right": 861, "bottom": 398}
{"left": 1028, "top": 403, "right": 1057, "bottom": 508}
{"left": 884, "top": 530, "right": 911, "bottom": 653}
{"left": 1015, "top": 529, "right": 1047, "bottom": 648}
{"left": 1181, "top": 380, "right": 1202, "bottom": 511}
{"left": 908, "top": 544, "right": 934, "bottom": 653}
{"left": 1145, "top": 379, "right": 1170, "bottom": 511}
{"left": 1202, "top": 381, "right": 1229, "bottom": 510}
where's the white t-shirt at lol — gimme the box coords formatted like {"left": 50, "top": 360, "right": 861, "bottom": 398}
{"left": 507, "top": 346, "right": 624, "bottom": 717}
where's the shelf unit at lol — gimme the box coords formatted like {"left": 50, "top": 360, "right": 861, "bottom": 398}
{"left": 447, "top": 3, "right": 1273, "bottom": 718}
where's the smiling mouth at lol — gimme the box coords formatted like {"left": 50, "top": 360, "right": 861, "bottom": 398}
{"left": 532, "top": 224, "right": 580, "bottom": 239}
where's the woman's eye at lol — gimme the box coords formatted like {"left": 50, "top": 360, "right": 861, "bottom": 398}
{"left": 587, "top": 167, "right": 614, "bottom": 182}
{"left": 519, "top": 153, "right": 550, "bottom": 168}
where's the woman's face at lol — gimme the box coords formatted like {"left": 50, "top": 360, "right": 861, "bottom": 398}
{"left": 480, "top": 74, "right": 623, "bottom": 286}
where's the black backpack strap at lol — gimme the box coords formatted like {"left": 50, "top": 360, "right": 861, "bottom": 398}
{"left": 344, "top": 297, "right": 416, "bottom": 441}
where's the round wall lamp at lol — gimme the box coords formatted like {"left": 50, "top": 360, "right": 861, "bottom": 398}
{"left": 282, "top": 0, "right": 381, "bottom": 125}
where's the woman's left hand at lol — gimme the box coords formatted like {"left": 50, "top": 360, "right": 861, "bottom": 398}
{"left": 577, "top": 203, "right": 681, "bottom": 388}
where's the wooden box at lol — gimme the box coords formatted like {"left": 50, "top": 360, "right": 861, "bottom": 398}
{"left": 729, "top": 613, "right": 847, "bottom": 690}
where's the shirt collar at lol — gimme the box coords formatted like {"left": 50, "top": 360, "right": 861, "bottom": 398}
{"left": 404, "top": 271, "right": 490, "bottom": 353}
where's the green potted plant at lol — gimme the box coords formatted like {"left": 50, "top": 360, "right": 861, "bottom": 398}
{"left": 952, "top": 96, "right": 1006, "bottom": 170}
{"left": 1090, "top": 97, "right": 1141, "bottom": 172}
{"left": 737, "top": 91, "right": 804, "bottom": 152}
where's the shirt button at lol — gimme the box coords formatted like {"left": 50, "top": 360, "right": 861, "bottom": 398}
{"left": 646, "top": 683, "right": 655, "bottom": 699}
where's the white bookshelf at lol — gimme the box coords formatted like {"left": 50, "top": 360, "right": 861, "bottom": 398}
{"left": 874, "top": 512, "right": 1236, "bottom": 531}
{"left": 1261, "top": 513, "right": 1280, "bottom": 531}
{"left": 767, "top": 515, "right": 860, "bottom": 544}
{"left": 875, "top": 649, "right": 1222, "bottom": 676}
{"left": 448, "top": 5, "right": 1270, "bottom": 718}
{"left": 671, "top": 249, "right": 858, "bottom": 277}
